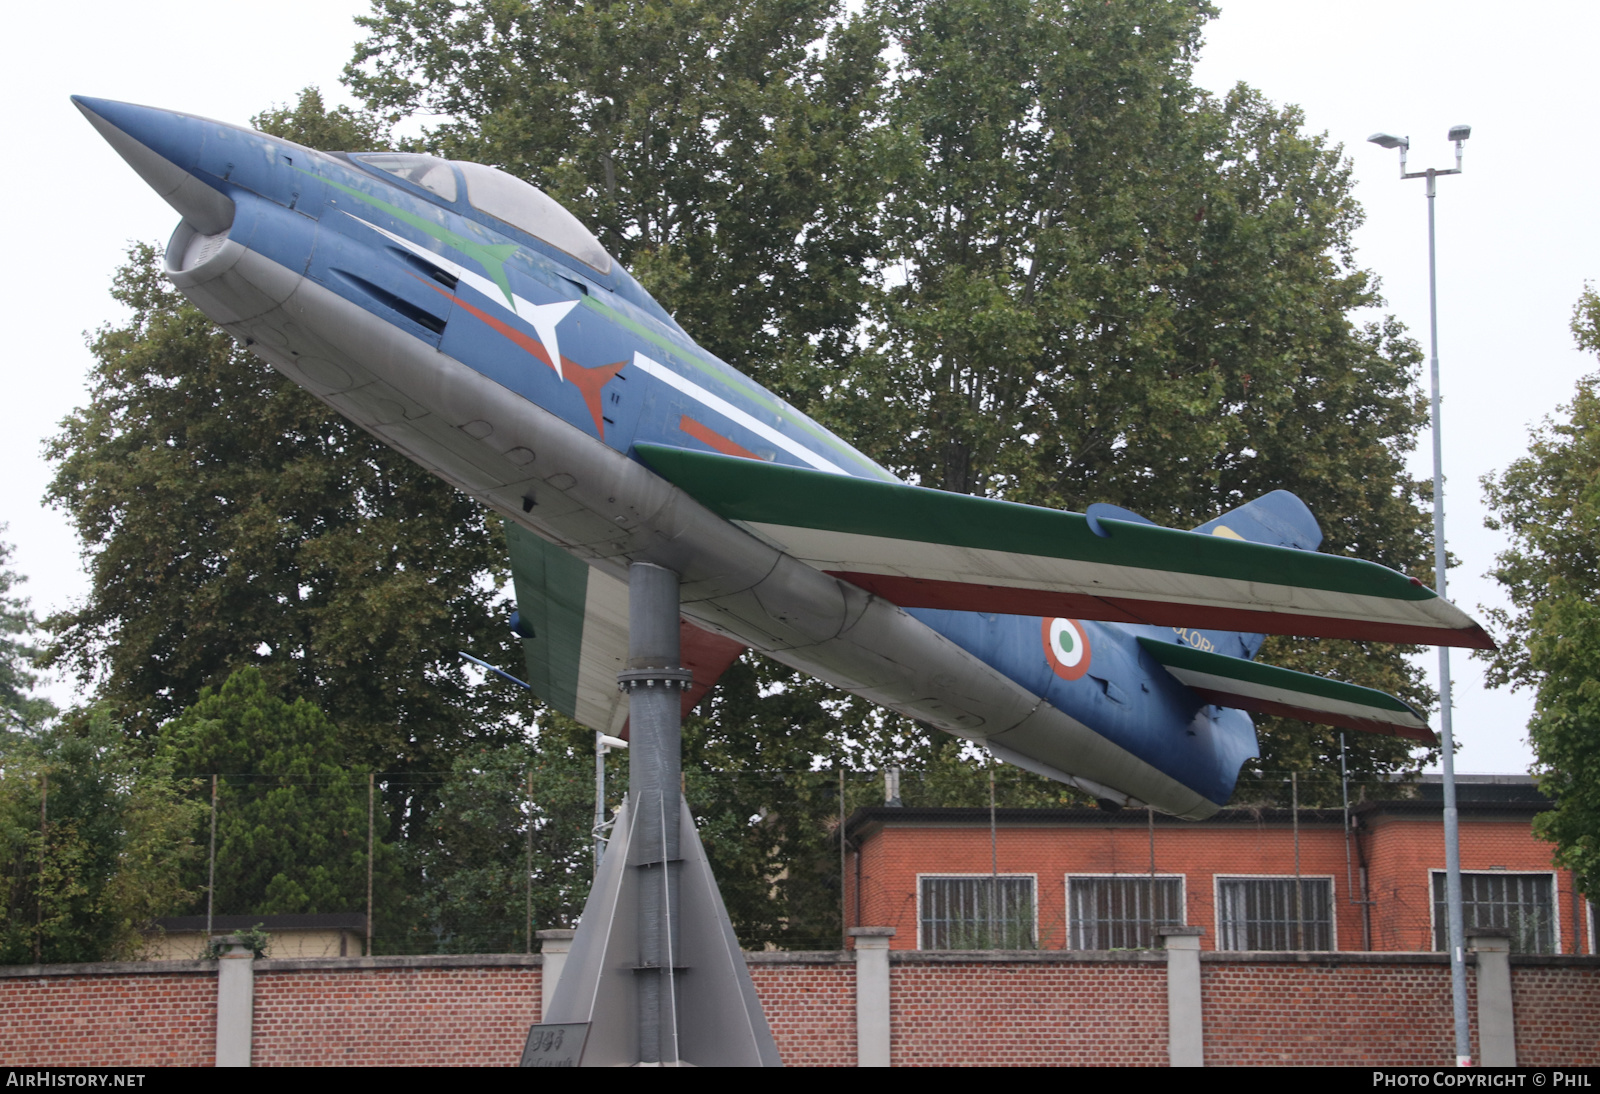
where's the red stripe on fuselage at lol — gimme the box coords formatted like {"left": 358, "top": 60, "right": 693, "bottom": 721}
{"left": 680, "top": 416, "right": 760, "bottom": 460}
{"left": 823, "top": 572, "right": 1496, "bottom": 650}
{"left": 417, "top": 279, "right": 624, "bottom": 438}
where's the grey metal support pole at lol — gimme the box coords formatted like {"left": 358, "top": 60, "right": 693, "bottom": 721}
{"left": 594, "top": 730, "right": 606, "bottom": 875}
{"left": 619, "top": 562, "right": 692, "bottom": 1066}
{"left": 1427, "top": 168, "right": 1471, "bottom": 1067}
{"left": 536, "top": 563, "right": 779, "bottom": 1066}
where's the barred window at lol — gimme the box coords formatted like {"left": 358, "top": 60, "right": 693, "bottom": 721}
{"left": 919, "top": 875, "right": 1036, "bottom": 949}
{"left": 1216, "top": 876, "right": 1334, "bottom": 951}
{"left": 1068, "top": 876, "right": 1185, "bottom": 949}
{"left": 1432, "top": 872, "right": 1556, "bottom": 954}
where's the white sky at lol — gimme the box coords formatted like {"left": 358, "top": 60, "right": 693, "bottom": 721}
{"left": 4, "top": 0, "right": 1594, "bottom": 776}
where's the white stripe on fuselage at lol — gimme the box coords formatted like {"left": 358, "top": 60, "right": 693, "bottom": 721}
{"left": 630, "top": 353, "right": 849, "bottom": 475}
{"left": 344, "top": 213, "right": 576, "bottom": 378}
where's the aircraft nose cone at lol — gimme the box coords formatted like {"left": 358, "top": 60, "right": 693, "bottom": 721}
{"left": 73, "top": 95, "right": 234, "bottom": 235}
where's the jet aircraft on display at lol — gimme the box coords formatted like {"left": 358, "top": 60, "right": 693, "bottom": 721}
{"left": 77, "top": 97, "right": 1493, "bottom": 821}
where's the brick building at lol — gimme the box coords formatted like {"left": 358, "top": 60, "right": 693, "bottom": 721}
{"left": 844, "top": 775, "right": 1596, "bottom": 956}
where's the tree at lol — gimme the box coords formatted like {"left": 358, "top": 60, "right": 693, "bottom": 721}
{"left": 0, "top": 708, "right": 200, "bottom": 963}
{"left": 157, "top": 666, "right": 390, "bottom": 916}
{"left": 1481, "top": 286, "right": 1600, "bottom": 900}
{"left": 835, "top": 0, "right": 1434, "bottom": 802}
{"left": 0, "top": 532, "right": 55, "bottom": 732}
{"left": 45, "top": 94, "right": 525, "bottom": 785}
{"left": 398, "top": 727, "right": 593, "bottom": 953}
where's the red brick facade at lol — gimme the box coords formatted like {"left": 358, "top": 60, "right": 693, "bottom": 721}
{"left": 846, "top": 793, "right": 1593, "bottom": 955}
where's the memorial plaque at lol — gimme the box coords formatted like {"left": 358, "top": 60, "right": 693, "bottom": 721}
{"left": 520, "top": 1022, "right": 590, "bottom": 1067}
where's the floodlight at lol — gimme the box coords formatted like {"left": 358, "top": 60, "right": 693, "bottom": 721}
{"left": 1368, "top": 132, "right": 1410, "bottom": 150}
{"left": 1448, "top": 124, "right": 1472, "bottom": 142}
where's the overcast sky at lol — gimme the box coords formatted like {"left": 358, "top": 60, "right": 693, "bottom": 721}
{"left": 4, "top": 1, "right": 1594, "bottom": 775}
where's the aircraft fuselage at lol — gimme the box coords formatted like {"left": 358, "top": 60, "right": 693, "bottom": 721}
{"left": 78, "top": 97, "right": 1263, "bottom": 818}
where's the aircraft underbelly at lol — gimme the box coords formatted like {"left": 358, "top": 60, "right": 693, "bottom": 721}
{"left": 172, "top": 236, "right": 1223, "bottom": 819}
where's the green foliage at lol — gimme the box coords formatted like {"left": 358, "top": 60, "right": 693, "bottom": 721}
{"left": 0, "top": 709, "right": 201, "bottom": 963}
{"left": 1481, "top": 286, "right": 1600, "bottom": 900}
{"left": 203, "top": 924, "right": 272, "bottom": 960}
{"left": 845, "top": 0, "right": 1432, "bottom": 802}
{"left": 346, "top": 0, "right": 1432, "bottom": 810}
{"left": 157, "top": 667, "right": 390, "bottom": 916}
{"left": 252, "top": 86, "right": 391, "bottom": 150}
{"left": 395, "top": 724, "right": 595, "bottom": 953}
{"left": 0, "top": 533, "right": 55, "bottom": 733}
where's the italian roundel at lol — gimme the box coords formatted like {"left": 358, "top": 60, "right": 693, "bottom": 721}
{"left": 1042, "top": 617, "right": 1092, "bottom": 680}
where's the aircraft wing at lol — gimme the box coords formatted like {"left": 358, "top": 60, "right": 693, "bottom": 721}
{"left": 507, "top": 522, "right": 746, "bottom": 735}
{"left": 1137, "top": 638, "right": 1435, "bottom": 743}
{"left": 634, "top": 445, "right": 1494, "bottom": 650}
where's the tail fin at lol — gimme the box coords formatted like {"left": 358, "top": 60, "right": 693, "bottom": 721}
{"left": 1191, "top": 490, "right": 1323, "bottom": 552}
{"left": 1185, "top": 491, "right": 1323, "bottom": 661}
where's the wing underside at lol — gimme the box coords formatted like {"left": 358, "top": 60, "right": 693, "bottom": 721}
{"left": 507, "top": 521, "right": 745, "bottom": 735}
{"left": 1137, "top": 638, "right": 1435, "bottom": 744}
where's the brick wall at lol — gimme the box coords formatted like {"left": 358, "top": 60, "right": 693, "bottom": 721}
{"left": 0, "top": 964, "right": 216, "bottom": 1066}
{"left": 747, "top": 955, "right": 856, "bottom": 1066}
{"left": 1201, "top": 955, "right": 1465, "bottom": 1066}
{"left": 252, "top": 960, "right": 543, "bottom": 1066}
{"left": 1, "top": 950, "right": 1595, "bottom": 1066}
{"left": 1508, "top": 960, "right": 1600, "bottom": 1066}
{"left": 888, "top": 953, "right": 1168, "bottom": 1066}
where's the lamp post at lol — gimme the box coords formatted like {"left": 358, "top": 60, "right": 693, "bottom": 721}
{"left": 1368, "top": 123, "right": 1473, "bottom": 1067}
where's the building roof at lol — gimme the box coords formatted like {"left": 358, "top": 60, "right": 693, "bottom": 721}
{"left": 152, "top": 913, "right": 366, "bottom": 933}
{"left": 845, "top": 776, "right": 1551, "bottom": 842}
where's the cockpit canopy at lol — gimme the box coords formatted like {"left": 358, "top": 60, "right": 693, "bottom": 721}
{"left": 351, "top": 153, "right": 613, "bottom": 275}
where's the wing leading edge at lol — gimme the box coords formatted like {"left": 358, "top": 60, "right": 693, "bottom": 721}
{"left": 633, "top": 444, "right": 1494, "bottom": 651}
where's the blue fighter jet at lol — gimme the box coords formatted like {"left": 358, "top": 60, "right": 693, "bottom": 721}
{"left": 76, "top": 97, "right": 1493, "bottom": 820}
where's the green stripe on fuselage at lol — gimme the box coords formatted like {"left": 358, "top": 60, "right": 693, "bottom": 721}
{"left": 506, "top": 522, "right": 588, "bottom": 717}
{"left": 300, "top": 168, "right": 520, "bottom": 307}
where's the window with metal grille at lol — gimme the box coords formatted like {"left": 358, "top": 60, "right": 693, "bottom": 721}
{"left": 1067, "top": 875, "right": 1185, "bottom": 949}
{"left": 918, "top": 875, "right": 1036, "bottom": 949}
{"left": 1216, "top": 876, "right": 1334, "bottom": 951}
{"left": 1431, "top": 872, "right": 1556, "bottom": 954}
